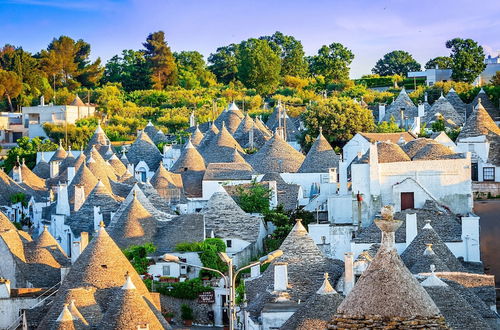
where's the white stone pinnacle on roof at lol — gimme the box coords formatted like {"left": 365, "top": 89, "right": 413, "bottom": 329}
{"left": 95, "top": 122, "right": 104, "bottom": 134}
{"left": 87, "top": 154, "right": 95, "bottom": 164}
{"left": 122, "top": 273, "right": 136, "bottom": 290}
{"left": 228, "top": 102, "right": 239, "bottom": 111}
{"left": 423, "top": 219, "right": 433, "bottom": 229}
{"left": 421, "top": 264, "right": 448, "bottom": 287}
{"left": 185, "top": 140, "right": 195, "bottom": 149}
{"left": 146, "top": 120, "right": 153, "bottom": 127}
{"left": 423, "top": 243, "right": 435, "bottom": 256}
{"left": 317, "top": 273, "right": 337, "bottom": 295}
{"left": 449, "top": 88, "right": 455, "bottom": 93}
{"left": 56, "top": 304, "right": 75, "bottom": 322}
{"left": 96, "top": 179, "right": 105, "bottom": 188}
{"left": 439, "top": 92, "right": 445, "bottom": 99}
{"left": 479, "top": 87, "right": 485, "bottom": 93}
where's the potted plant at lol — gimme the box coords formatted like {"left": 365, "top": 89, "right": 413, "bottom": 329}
{"left": 164, "top": 311, "right": 174, "bottom": 323}
{"left": 181, "top": 304, "right": 193, "bottom": 326}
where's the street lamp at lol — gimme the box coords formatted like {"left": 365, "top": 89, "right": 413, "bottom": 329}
{"left": 162, "top": 250, "right": 283, "bottom": 330}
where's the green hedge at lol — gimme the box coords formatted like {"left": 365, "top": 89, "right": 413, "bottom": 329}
{"left": 156, "top": 278, "right": 213, "bottom": 300}
{"left": 355, "top": 76, "right": 426, "bottom": 88}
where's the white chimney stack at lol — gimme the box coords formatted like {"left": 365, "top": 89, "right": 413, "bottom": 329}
{"left": 250, "top": 264, "right": 261, "bottom": 278}
{"left": 378, "top": 104, "right": 386, "bottom": 123}
{"left": 418, "top": 103, "right": 425, "bottom": 118}
{"left": 405, "top": 213, "right": 417, "bottom": 246}
{"left": 93, "top": 206, "right": 102, "bottom": 231}
{"left": 56, "top": 183, "right": 70, "bottom": 216}
{"left": 339, "top": 158, "right": 348, "bottom": 195}
{"left": 73, "top": 185, "right": 85, "bottom": 212}
{"left": 0, "top": 278, "right": 11, "bottom": 298}
{"left": 274, "top": 262, "right": 288, "bottom": 291}
{"left": 343, "top": 252, "right": 354, "bottom": 295}
{"left": 50, "top": 161, "right": 60, "bottom": 178}
{"left": 67, "top": 166, "right": 75, "bottom": 184}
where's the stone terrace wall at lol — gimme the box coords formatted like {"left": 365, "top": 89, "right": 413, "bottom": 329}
{"left": 160, "top": 294, "right": 214, "bottom": 326}
{"left": 328, "top": 314, "right": 448, "bottom": 329}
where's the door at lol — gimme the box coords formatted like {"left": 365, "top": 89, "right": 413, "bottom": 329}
{"left": 471, "top": 163, "right": 478, "bottom": 181}
{"left": 401, "top": 192, "right": 414, "bottom": 210}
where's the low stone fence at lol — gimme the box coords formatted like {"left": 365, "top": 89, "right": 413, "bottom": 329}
{"left": 473, "top": 182, "right": 500, "bottom": 199}
{"left": 160, "top": 294, "right": 214, "bottom": 326}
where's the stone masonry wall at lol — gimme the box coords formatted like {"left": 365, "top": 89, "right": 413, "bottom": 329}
{"left": 160, "top": 294, "right": 215, "bottom": 326}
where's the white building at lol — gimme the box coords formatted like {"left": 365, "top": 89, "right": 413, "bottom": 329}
{"left": 21, "top": 95, "right": 95, "bottom": 138}
{"left": 408, "top": 67, "right": 453, "bottom": 86}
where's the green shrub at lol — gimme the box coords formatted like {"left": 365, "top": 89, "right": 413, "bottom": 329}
{"left": 156, "top": 278, "right": 212, "bottom": 300}
{"left": 181, "top": 304, "right": 194, "bottom": 320}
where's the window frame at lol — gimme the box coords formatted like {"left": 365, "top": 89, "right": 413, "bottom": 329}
{"left": 483, "top": 167, "right": 495, "bottom": 181}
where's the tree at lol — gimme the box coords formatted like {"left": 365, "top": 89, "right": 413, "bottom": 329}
{"left": 260, "top": 31, "right": 308, "bottom": 77}
{"left": 237, "top": 39, "right": 281, "bottom": 95}
{"left": 123, "top": 243, "right": 157, "bottom": 275}
{"left": 372, "top": 50, "right": 421, "bottom": 76}
{"left": 0, "top": 70, "right": 22, "bottom": 111}
{"left": 235, "top": 181, "right": 271, "bottom": 213}
{"left": 491, "top": 71, "right": 500, "bottom": 86}
{"left": 425, "top": 56, "right": 453, "bottom": 69}
{"left": 208, "top": 44, "right": 239, "bottom": 84}
{"left": 446, "top": 38, "right": 486, "bottom": 83}
{"left": 375, "top": 116, "right": 404, "bottom": 133}
{"left": 302, "top": 97, "right": 375, "bottom": 146}
{"left": 174, "top": 51, "right": 217, "bottom": 88}
{"left": 4, "top": 136, "right": 58, "bottom": 172}
{"left": 39, "top": 36, "right": 103, "bottom": 89}
{"left": 143, "top": 31, "right": 178, "bottom": 89}
{"left": 104, "top": 49, "right": 152, "bottom": 91}
{"left": 309, "top": 43, "right": 354, "bottom": 82}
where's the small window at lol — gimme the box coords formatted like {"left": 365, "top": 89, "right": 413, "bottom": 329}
{"left": 162, "top": 265, "right": 170, "bottom": 276}
{"left": 226, "top": 240, "right": 232, "bottom": 248}
{"left": 483, "top": 167, "right": 495, "bottom": 181}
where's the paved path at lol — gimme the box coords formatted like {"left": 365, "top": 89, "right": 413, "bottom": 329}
{"left": 474, "top": 199, "right": 500, "bottom": 308}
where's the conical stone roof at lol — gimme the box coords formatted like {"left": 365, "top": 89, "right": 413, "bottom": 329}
{"left": 70, "top": 95, "right": 85, "bottom": 106}
{"left": 331, "top": 209, "right": 445, "bottom": 328}
{"left": 85, "top": 122, "right": 110, "bottom": 154}
{"left": 401, "top": 220, "right": 465, "bottom": 272}
{"left": 50, "top": 142, "right": 67, "bottom": 162}
{"left": 425, "top": 94, "right": 464, "bottom": 127}
{"left": 468, "top": 88, "right": 500, "bottom": 120}
{"left": 108, "top": 193, "right": 156, "bottom": 248}
{"left": 410, "top": 244, "right": 451, "bottom": 274}
{"left": 65, "top": 180, "right": 120, "bottom": 235}
{"left": 38, "top": 225, "right": 156, "bottom": 329}
{"left": 201, "top": 124, "right": 245, "bottom": 164}
{"left": 445, "top": 88, "right": 467, "bottom": 119}
{"left": 98, "top": 275, "right": 168, "bottom": 329}
{"left": 143, "top": 121, "right": 158, "bottom": 141}
{"left": 126, "top": 131, "right": 163, "bottom": 171}
{"left": 198, "top": 122, "right": 219, "bottom": 151}
{"left": 150, "top": 162, "right": 183, "bottom": 191}
{"left": 108, "top": 154, "right": 128, "bottom": 177}
{"left": 298, "top": 130, "right": 339, "bottom": 173}
{"left": 190, "top": 125, "right": 204, "bottom": 147}
{"left": 457, "top": 99, "right": 500, "bottom": 140}
{"left": 32, "top": 158, "right": 50, "bottom": 179}
{"left": 384, "top": 88, "right": 418, "bottom": 122}
{"left": 214, "top": 103, "right": 244, "bottom": 134}
{"left": 68, "top": 162, "right": 98, "bottom": 205}
{"left": 171, "top": 140, "right": 205, "bottom": 172}
{"left": 20, "top": 162, "right": 46, "bottom": 190}
{"left": 234, "top": 114, "right": 269, "bottom": 149}
{"left": 249, "top": 133, "right": 305, "bottom": 173}
{"left": 280, "top": 273, "right": 343, "bottom": 330}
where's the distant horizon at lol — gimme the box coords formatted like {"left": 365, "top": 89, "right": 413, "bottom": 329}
{"left": 1, "top": 0, "right": 499, "bottom": 78}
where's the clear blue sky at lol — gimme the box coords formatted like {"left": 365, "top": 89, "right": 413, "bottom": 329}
{"left": 1, "top": 0, "right": 499, "bottom": 78}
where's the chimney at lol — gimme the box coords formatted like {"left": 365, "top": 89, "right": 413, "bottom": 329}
{"left": 378, "top": 104, "right": 386, "bottom": 123}
{"left": 67, "top": 166, "right": 75, "bottom": 184}
{"left": 189, "top": 112, "right": 195, "bottom": 127}
{"left": 368, "top": 143, "right": 380, "bottom": 196}
{"left": 56, "top": 183, "right": 70, "bottom": 216}
{"left": 73, "top": 185, "right": 85, "bottom": 212}
{"left": 0, "top": 278, "right": 11, "bottom": 298}
{"left": 250, "top": 264, "right": 261, "bottom": 278}
{"left": 405, "top": 213, "right": 417, "bottom": 246}
{"left": 93, "top": 206, "right": 102, "bottom": 231}
{"left": 40, "top": 95, "right": 45, "bottom": 106}
{"left": 274, "top": 262, "right": 288, "bottom": 291}
{"left": 12, "top": 165, "right": 22, "bottom": 183}
{"left": 339, "top": 158, "right": 348, "bottom": 195}
{"left": 50, "top": 161, "right": 60, "bottom": 178}
{"left": 418, "top": 102, "right": 425, "bottom": 118}
{"left": 343, "top": 252, "right": 354, "bottom": 295}
{"left": 424, "top": 93, "right": 428, "bottom": 103}
{"left": 249, "top": 127, "right": 254, "bottom": 150}
{"left": 60, "top": 267, "right": 70, "bottom": 281}
{"left": 375, "top": 205, "right": 402, "bottom": 250}
{"left": 400, "top": 108, "right": 405, "bottom": 128}
{"left": 80, "top": 232, "right": 89, "bottom": 251}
